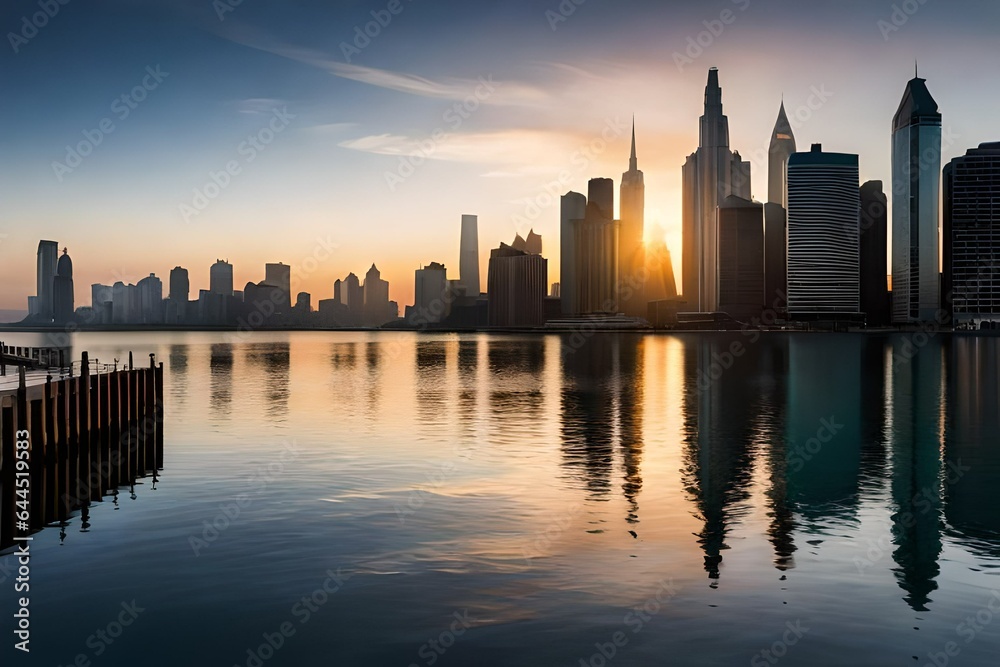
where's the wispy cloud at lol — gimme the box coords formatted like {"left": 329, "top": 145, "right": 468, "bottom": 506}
{"left": 218, "top": 27, "right": 547, "bottom": 106}
{"left": 338, "top": 129, "right": 582, "bottom": 166}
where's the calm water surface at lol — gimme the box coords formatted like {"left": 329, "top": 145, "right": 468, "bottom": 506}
{"left": 1, "top": 331, "right": 999, "bottom": 666}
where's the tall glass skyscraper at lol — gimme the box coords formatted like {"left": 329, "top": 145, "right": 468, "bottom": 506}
{"left": 891, "top": 73, "right": 942, "bottom": 323}
{"left": 786, "top": 145, "right": 860, "bottom": 317}
{"left": 35, "top": 239, "right": 59, "bottom": 321}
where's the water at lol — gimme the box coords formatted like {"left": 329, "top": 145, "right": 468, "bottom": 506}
{"left": 1, "top": 331, "right": 999, "bottom": 666}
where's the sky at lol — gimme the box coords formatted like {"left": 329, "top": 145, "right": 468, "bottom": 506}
{"left": 1, "top": 0, "right": 998, "bottom": 312}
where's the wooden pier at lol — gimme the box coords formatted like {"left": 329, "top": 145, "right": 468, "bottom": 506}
{"left": 0, "top": 350, "right": 164, "bottom": 551}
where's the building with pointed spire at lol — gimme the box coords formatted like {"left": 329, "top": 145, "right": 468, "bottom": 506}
{"left": 459, "top": 215, "right": 480, "bottom": 298}
{"left": 619, "top": 120, "right": 646, "bottom": 317}
{"left": 682, "top": 68, "right": 752, "bottom": 312}
{"left": 52, "top": 247, "right": 74, "bottom": 324}
{"left": 891, "top": 71, "right": 941, "bottom": 323}
{"left": 768, "top": 101, "right": 796, "bottom": 209}
{"left": 363, "top": 263, "right": 391, "bottom": 327}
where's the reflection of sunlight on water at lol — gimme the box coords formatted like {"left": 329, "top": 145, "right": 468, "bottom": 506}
{"left": 2, "top": 330, "right": 999, "bottom": 665}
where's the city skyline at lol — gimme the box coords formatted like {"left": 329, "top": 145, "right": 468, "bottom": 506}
{"left": 2, "top": 0, "right": 998, "bottom": 312}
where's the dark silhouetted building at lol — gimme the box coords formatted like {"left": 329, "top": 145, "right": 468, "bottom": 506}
{"left": 459, "top": 215, "right": 480, "bottom": 298}
{"left": 35, "top": 240, "right": 59, "bottom": 320}
{"left": 576, "top": 178, "right": 619, "bottom": 315}
{"left": 169, "top": 266, "right": 190, "bottom": 323}
{"left": 560, "top": 191, "right": 586, "bottom": 315}
{"left": 137, "top": 273, "right": 163, "bottom": 324}
{"left": 52, "top": 248, "right": 74, "bottom": 323}
{"left": 944, "top": 142, "right": 1000, "bottom": 326}
{"left": 265, "top": 263, "right": 292, "bottom": 313}
{"left": 487, "top": 236, "right": 547, "bottom": 328}
{"left": 892, "top": 73, "right": 941, "bottom": 323}
{"left": 682, "top": 68, "right": 752, "bottom": 311}
{"left": 210, "top": 259, "right": 234, "bottom": 296}
{"left": 411, "top": 262, "right": 450, "bottom": 325}
{"left": 717, "top": 196, "right": 764, "bottom": 321}
{"left": 860, "top": 181, "right": 891, "bottom": 327}
{"left": 363, "top": 264, "right": 391, "bottom": 327}
{"left": 764, "top": 203, "right": 787, "bottom": 312}
{"left": 620, "top": 121, "right": 646, "bottom": 317}
{"left": 787, "top": 144, "right": 860, "bottom": 318}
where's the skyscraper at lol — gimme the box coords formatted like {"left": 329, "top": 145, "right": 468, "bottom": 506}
{"left": 487, "top": 236, "right": 547, "bottom": 327}
{"left": 210, "top": 259, "right": 234, "bottom": 296}
{"left": 342, "top": 272, "right": 363, "bottom": 324}
{"left": 892, "top": 72, "right": 942, "bottom": 323}
{"left": 560, "top": 191, "right": 586, "bottom": 315}
{"left": 363, "top": 264, "right": 391, "bottom": 327}
{"left": 265, "top": 262, "right": 292, "bottom": 313}
{"left": 170, "top": 267, "right": 190, "bottom": 303}
{"left": 860, "top": 181, "right": 890, "bottom": 327}
{"left": 763, "top": 203, "right": 788, "bottom": 311}
{"left": 459, "top": 215, "right": 481, "bottom": 298}
{"left": 682, "top": 68, "right": 752, "bottom": 311}
{"left": 786, "top": 144, "right": 860, "bottom": 317}
{"left": 35, "top": 240, "right": 58, "bottom": 321}
{"left": 413, "top": 262, "right": 449, "bottom": 324}
{"left": 943, "top": 142, "right": 1000, "bottom": 326}
{"left": 52, "top": 248, "right": 74, "bottom": 323}
{"left": 717, "top": 196, "right": 764, "bottom": 321}
{"left": 137, "top": 273, "right": 163, "bottom": 324}
{"left": 619, "top": 120, "right": 646, "bottom": 317}
{"left": 576, "top": 178, "right": 619, "bottom": 314}
{"left": 768, "top": 101, "right": 797, "bottom": 209}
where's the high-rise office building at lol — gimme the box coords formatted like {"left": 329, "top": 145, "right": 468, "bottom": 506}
{"left": 619, "top": 121, "right": 646, "bottom": 317}
{"left": 786, "top": 144, "right": 860, "bottom": 317}
{"left": 36, "top": 240, "right": 59, "bottom": 320}
{"left": 170, "top": 266, "right": 190, "bottom": 303}
{"left": 413, "top": 262, "right": 450, "bottom": 324}
{"left": 644, "top": 240, "right": 678, "bottom": 304}
{"left": 717, "top": 196, "right": 764, "bottom": 321}
{"left": 264, "top": 263, "right": 292, "bottom": 313}
{"left": 892, "top": 73, "right": 942, "bottom": 323}
{"left": 682, "top": 68, "right": 752, "bottom": 311}
{"left": 210, "top": 259, "right": 234, "bottom": 296}
{"left": 763, "top": 203, "right": 787, "bottom": 311}
{"left": 91, "top": 283, "right": 113, "bottom": 324}
{"left": 560, "top": 191, "right": 587, "bottom": 315}
{"left": 341, "top": 272, "right": 363, "bottom": 324}
{"left": 487, "top": 236, "right": 547, "bottom": 327}
{"left": 52, "top": 248, "right": 75, "bottom": 323}
{"left": 860, "top": 181, "right": 890, "bottom": 326}
{"left": 459, "top": 215, "right": 481, "bottom": 298}
{"left": 768, "top": 102, "right": 797, "bottom": 210}
{"left": 944, "top": 142, "right": 1000, "bottom": 326}
{"left": 363, "top": 264, "right": 391, "bottom": 327}
{"left": 574, "top": 178, "right": 619, "bottom": 314}
{"left": 137, "top": 273, "right": 163, "bottom": 324}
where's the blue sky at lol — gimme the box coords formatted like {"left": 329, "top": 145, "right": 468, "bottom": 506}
{"left": 1, "top": 0, "right": 998, "bottom": 309}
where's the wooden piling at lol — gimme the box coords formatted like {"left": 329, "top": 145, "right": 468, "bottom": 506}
{"left": 155, "top": 362, "right": 164, "bottom": 469}
{"left": 1, "top": 401, "right": 15, "bottom": 548}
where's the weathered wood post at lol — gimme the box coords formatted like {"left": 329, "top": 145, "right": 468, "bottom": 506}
{"left": 78, "top": 352, "right": 92, "bottom": 509}
{"left": 29, "top": 398, "right": 44, "bottom": 527}
{"left": 99, "top": 369, "right": 111, "bottom": 496}
{"left": 0, "top": 340, "right": 5, "bottom": 376}
{"left": 109, "top": 368, "right": 121, "bottom": 489}
{"left": 155, "top": 361, "right": 164, "bottom": 470}
{"left": 144, "top": 354, "right": 156, "bottom": 473}
{"left": 128, "top": 365, "right": 139, "bottom": 483}
{"left": 43, "top": 375, "right": 56, "bottom": 524}
{"left": 56, "top": 376, "right": 69, "bottom": 521}
{"left": 67, "top": 369, "right": 81, "bottom": 516}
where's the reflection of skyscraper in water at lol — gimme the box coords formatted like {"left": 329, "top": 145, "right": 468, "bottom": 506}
{"left": 785, "top": 336, "right": 863, "bottom": 526}
{"left": 415, "top": 340, "right": 449, "bottom": 430}
{"left": 617, "top": 336, "right": 644, "bottom": 527}
{"left": 889, "top": 337, "right": 944, "bottom": 611}
{"left": 681, "top": 336, "right": 758, "bottom": 580}
{"left": 209, "top": 343, "right": 234, "bottom": 417}
{"left": 456, "top": 337, "right": 480, "bottom": 437}
{"left": 246, "top": 342, "right": 290, "bottom": 417}
{"left": 757, "top": 337, "right": 796, "bottom": 571}
{"left": 169, "top": 344, "right": 189, "bottom": 407}
{"left": 560, "top": 336, "right": 617, "bottom": 500}
{"left": 487, "top": 337, "right": 545, "bottom": 425}
{"left": 943, "top": 338, "right": 1000, "bottom": 559}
